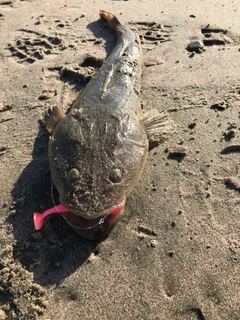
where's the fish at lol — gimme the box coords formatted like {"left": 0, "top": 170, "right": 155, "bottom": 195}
{"left": 33, "top": 10, "right": 175, "bottom": 239}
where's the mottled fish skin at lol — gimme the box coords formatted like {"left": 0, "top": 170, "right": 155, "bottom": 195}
{"left": 49, "top": 10, "right": 148, "bottom": 219}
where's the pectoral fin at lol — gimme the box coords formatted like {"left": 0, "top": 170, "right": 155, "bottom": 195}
{"left": 44, "top": 106, "right": 65, "bottom": 134}
{"left": 141, "top": 108, "right": 175, "bottom": 149}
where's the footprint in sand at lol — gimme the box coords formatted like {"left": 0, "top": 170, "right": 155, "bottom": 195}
{"left": 201, "top": 25, "right": 240, "bottom": 47}
{"left": 129, "top": 21, "right": 173, "bottom": 50}
{"left": 7, "top": 30, "right": 65, "bottom": 65}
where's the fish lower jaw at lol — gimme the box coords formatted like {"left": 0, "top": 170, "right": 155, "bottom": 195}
{"left": 72, "top": 199, "right": 126, "bottom": 220}
{"left": 59, "top": 199, "right": 125, "bottom": 239}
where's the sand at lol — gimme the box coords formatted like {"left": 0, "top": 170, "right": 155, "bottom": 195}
{"left": 0, "top": 0, "right": 240, "bottom": 319}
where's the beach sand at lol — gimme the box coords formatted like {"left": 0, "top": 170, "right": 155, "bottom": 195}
{"left": 0, "top": 0, "right": 240, "bottom": 319}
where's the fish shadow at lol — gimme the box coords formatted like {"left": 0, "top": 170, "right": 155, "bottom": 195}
{"left": 52, "top": 18, "right": 116, "bottom": 95}
{"left": 87, "top": 18, "right": 117, "bottom": 56}
{"left": 7, "top": 16, "right": 117, "bottom": 286}
{"left": 8, "top": 121, "right": 104, "bottom": 286}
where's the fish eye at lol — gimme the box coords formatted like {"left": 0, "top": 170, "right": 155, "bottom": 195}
{"left": 109, "top": 168, "right": 123, "bottom": 183}
{"left": 68, "top": 168, "right": 80, "bottom": 183}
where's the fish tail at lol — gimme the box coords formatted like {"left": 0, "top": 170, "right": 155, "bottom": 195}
{"left": 99, "top": 9, "right": 121, "bottom": 30}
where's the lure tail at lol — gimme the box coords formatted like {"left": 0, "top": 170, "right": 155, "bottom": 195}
{"left": 33, "top": 204, "right": 70, "bottom": 230}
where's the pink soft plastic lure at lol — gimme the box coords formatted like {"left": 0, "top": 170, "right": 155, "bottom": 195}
{"left": 33, "top": 205, "right": 123, "bottom": 230}
{"left": 33, "top": 204, "right": 70, "bottom": 230}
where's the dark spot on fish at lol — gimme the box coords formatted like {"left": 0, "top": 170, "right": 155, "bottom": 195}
{"left": 71, "top": 108, "right": 78, "bottom": 118}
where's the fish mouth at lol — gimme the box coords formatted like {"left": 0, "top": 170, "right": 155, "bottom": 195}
{"left": 33, "top": 199, "right": 125, "bottom": 239}
{"left": 61, "top": 199, "right": 126, "bottom": 225}
{"left": 60, "top": 201, "right": 125, "bottom": 239}
{"left": 61, "top": 206, "right": 124, "bottom": 229}
{"left": 68, "top": 199, "right": 126, "bottom": 220}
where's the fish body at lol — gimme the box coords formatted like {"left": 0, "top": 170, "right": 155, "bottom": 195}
{"left": 40, "top": 10, "right": 174, "bottom": 239}
{"left": 47, "top": 11, "right": 148, "bottom": 234}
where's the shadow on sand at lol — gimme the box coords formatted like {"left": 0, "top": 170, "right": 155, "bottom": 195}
{"left": 9, "top": 120, "right": 106, "bottom": 286}
{"left": 8, "top": 16, "right": 117, "bottom": 287}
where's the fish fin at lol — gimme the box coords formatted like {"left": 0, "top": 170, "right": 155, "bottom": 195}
{"left": 141, "top": 108, "right": 176, "bottom": 149}
{"left": 99, "top": 10, "right": 120, "bottom": 30}
{"left": 44, "top": 106, "right": 65, "bottom": 135}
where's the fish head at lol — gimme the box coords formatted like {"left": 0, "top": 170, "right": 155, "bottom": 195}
{"left": 48, "top": 109, "right": 148, "bottom": 220}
